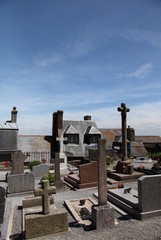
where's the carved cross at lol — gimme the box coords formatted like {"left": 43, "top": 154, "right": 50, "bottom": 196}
{"left": 117, "top": 103, "right": 130, "bottom": 160}
{"left": 51, "top": 153, "right": 64, "bottom": 181}
{"left": 56, "top": 134, "right": 67, "bottom": 154}
{"left": 34, "top": 180, "right": 56, "bottom": 214}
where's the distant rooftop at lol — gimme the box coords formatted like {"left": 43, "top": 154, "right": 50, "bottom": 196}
{"left": 0, "top": 121, "right": 18, "bottom": 130}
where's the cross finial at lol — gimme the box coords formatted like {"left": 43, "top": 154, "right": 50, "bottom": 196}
{"left": 117, "top": 103, "right": 130, "bottom": 115}
{"left": 34, "top": 180, "right": 56, "bottom": 214}
{"left": 56, "top": 134, "right": 67, "bottom": 154}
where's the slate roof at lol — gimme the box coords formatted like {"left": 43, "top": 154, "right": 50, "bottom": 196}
{"left": 135, "top": 136, "right": 161, "bottom": 143}
{"left": 63, "top": 120, "right": 99, "bottom": 135}
{"left": 64, "top": 125, "right": 79, "bottom": 134}
{"left": 18, "top": 135, "right": 50, "bottom": 152}
{"left": 85, "top": 126, "right": 102, "bottom": 135}
{"left": 99, "top": 128, "right": 121, "bottom": 147}
{"left": 0, "top": 121, "right": 18, "bottom": 130}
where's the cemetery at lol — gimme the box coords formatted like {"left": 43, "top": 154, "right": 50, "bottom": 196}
{"left": 0, "top": 105, "right": 161, "bottom": 239}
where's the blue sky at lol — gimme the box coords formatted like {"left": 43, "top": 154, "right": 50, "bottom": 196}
{"left": 1, "top": 0, "right": 161, "bottom": 135}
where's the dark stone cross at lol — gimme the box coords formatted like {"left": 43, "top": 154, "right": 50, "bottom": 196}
{"left": 51, "top": 153, "right": 64, "bottom": 181}
{"left": 117, "top": 103, "right": 130, "bottom": 161}
{"left": 34, "top": 180, "right": 56, "bottom": 215}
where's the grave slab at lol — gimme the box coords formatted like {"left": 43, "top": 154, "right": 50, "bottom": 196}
{"left": 64, "top": 197, "right": 97, "bottom": 230}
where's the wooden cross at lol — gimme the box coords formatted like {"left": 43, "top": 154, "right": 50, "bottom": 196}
{"left": 117, "top": 103, "right": 130, "bottom": 160}
{"left": 34, "top": 180, "right": 56, "bottom": 214}
{"left": 51, "top": 153, "right": 64, "bottom": 181}
{"left": 56, "top": 134, "right": 67, "bottom": 154}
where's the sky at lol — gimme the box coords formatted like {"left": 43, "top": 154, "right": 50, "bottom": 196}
{"left": 1, "top": 0, "right": 161, "bottom": 136}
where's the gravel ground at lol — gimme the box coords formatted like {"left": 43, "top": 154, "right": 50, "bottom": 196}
{"left": 1, "top": 167, "right": 161, "bottom": 240}
{"left": 7, "top": 182, "right": 161, "bottom": 240}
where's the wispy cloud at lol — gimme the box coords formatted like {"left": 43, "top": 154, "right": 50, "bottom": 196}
{"left": 34, "top": 53, "right": 64, "bottom": 66}
{"left": 121, "top": 29, "right": 161, "bottom": 49}
{"left": 119, "top": 63, "right": 152, "bottom": 79}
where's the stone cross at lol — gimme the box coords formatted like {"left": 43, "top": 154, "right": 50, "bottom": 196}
{"left": 34, "top": 180, "right": 56, "bottom": 214}
{"left": 98, "top": 138, "right": 107, "bottom": 206}
{"left": 56, "top": 134, "right": 67, "bottom": 154}
{"left": 117, "top": 103, "right": 130, "bottom": 161}
{"left": 51, "top": 153, "right": 64, "bottom": 181}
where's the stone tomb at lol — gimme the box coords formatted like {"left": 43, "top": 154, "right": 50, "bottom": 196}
{"left": 64, "top": 161, "right": 98, "bottom": 189}
{"left": 25, "top": 180, "right": 68, "bottom": 239}
{"left": 64, "top": 198, "right": 97, "bottom": 230}
{"left": 108, "top": 175, "right": 161, "bottom": 220}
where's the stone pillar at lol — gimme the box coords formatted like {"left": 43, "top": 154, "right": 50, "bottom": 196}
{"left": 117, "top": 103, "right": 130, "bottom": 161}
{"left": 98, "top": 139, "right": 107, "bottom": 206}
{"left": 92, "top": 138, "right": 115, "bottom": 230}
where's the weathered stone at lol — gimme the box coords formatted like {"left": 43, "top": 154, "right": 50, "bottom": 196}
{"left": 116, "top": 160, "right": 134, "bottom": 174}
{"left": 32, "top": 164, "right": 48, "bottom": 179}
{"left": 138, "top": 175, "right": 161, "bottom": 212}
{"left": 22, "top": 195, "right": 54, "bottom": 208}
{"left": 98, "top": 139, "right": 107, "bottom": 206}
{"left": 117, "top": 103, "right": 130, "bottom": 161}
{"left": 34, "top": 180, "right": 56, "bottom": 214}
{"left": 7, "top": 172, "right": 35, "bottom": 194}
{"left": 108, "top": 175, "right": 161, "bottom": 220}
{"left": 25, "top": 207, "right": 68, "bottom": 239}
{"left": 52, "top": 153, "right": 64, "bottom": 181}
{"left": 92, "top": 204, "right": 115, "bottom": 230}
{"left": 10, "top": 150, "right": 27, "bottom": 175}
{"left": 0, "top": 186, "right": 5, "bottom": 224}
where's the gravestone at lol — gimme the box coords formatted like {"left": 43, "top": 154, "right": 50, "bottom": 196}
{"left": 32, "top": 164, "right": 48, "bottom": 179}
{"left": 138, "top": 175, "right": 161, "bottom": 213}
{"left": 11, "top": 150, "right": 27, "bottom": 175}
{"left": 25, "top": 180, "right": 68, "bottom": 239}
{"left": 7, "top": 150, "right": 35, "bottom": 194}
{"left": 92, "top": 139, "right": 115, "bottom": 230}
{"left": 64, "top": 161, "right": 98, "bottom": 189}
{"left": 7, "top": 172, "right": 35, "bottom": 194}
{"left": 108, "top": 175, "right": 161, "bottom": 220}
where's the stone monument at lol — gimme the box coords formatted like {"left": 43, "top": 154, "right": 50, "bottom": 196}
{"left": 92, "top": 139, "right": 115, "bottom": 230}
{"left": 56, "top": 132, "right": 68, "bottom": 174}
{"left": 25, "top": 180, "right": 68, "bottom": 239}
{"left": 116, "top": 103, "right": 134, "bottom": 174}
{"left": 7, "top": 150, "right": 35, "bottom": 194}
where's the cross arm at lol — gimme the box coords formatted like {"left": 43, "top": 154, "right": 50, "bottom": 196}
{"left": 34, "top": 188, "right": 43, "bottom": 197}
{"left": 48, "top": 186, "right": 57, "bottom": 195}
